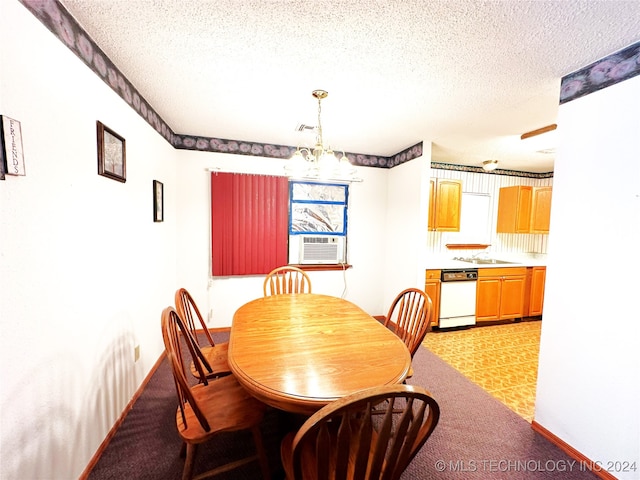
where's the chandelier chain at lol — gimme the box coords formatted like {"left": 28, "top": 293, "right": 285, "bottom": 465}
{"left": 316, "top": 94, "right": 323, "bottom": 147}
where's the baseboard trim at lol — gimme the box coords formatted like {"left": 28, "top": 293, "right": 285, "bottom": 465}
{"left": 205, "top": 326, "right": 231, "bottom": 333}
{"left": 531, "top": 421, "right": 617, "bottom": 480}
{"left": 78, "top": 328, "right": 231, "bottom": 478}
{"left": 78, "top": 352, "right": 167, "bottom": 480}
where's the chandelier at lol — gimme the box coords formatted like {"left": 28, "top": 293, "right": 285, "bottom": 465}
{"left": 285, "top": 90, "right": 360, "bottom": 182}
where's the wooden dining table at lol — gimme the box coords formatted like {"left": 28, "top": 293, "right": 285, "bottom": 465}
{"left": 228, "top": 293, "right": 412, "bottom": 415}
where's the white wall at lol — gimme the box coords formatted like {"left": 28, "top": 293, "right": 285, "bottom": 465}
{"left": 0, "top": 2, "right": 178, "bottom": 478}
{"left": 535, "top": 75, "right": 640, "bottom": 477}
{"left": 382, "top": 153, "right": 431, "bottom": 309}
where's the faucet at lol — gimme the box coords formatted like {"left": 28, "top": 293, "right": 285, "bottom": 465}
{"left": 470, "top": 250, "right": 489, "bottom": 260}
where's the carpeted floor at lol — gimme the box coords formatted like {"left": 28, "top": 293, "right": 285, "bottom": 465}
{"left": 423, "top": 320, "right": 541, "bottom": 422}
{"left": 86, "top": 326, "right": 598, "bottom": 480}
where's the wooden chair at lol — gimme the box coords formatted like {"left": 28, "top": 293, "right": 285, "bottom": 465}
{"left": 175, "top": 288, "right": 231, "bottom": 381}
{"left": 383, "top": 288, "right": 433, "bottom": 379}
{"left": 263, "top": 266, "right": 312, "bottom": 296}
{"left": 161, "top": 307, "right": 271, "bottom": 480}
{"left": 280, "top": 384, "right": 440, "bottom": 480}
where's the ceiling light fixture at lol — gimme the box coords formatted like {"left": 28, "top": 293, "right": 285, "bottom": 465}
{"left": 482, "top": 159, "right": 499, "bottom": 171}
{"left": 286, "top": 90, "right": 360, "bottom": 182}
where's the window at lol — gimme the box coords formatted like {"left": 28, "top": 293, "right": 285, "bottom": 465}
{"left": 210, "top": 175, "right": 350, "bottom": 275}
{"left": 288, "top": 181, "right": 349, "bottom": 264}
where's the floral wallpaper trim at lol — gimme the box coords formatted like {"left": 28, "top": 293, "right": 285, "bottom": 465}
{"left": 431, "top": 162, "right": 553, "bottom": 179}
{"left": 175, "top": 135, "right": 423, "bottom": 169}
{"left": 20, "top": 0, "right": 178, "bottom": 146}
{"left": 18, "top": 0, "right": 422, "bottom": 170}
{"left": 560, "top": 41, "right": 640, "bottom": 105}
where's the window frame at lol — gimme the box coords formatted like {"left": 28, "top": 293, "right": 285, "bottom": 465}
{"left": 288, "top": 180, "right": 350, "bottom": 267}
{"left": 288, "top": 180, "right": 349, "bottom": 236}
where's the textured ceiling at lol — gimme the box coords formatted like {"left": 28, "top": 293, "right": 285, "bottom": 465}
{"left": 60, "top": 0, "right": 640, "bottom": 173}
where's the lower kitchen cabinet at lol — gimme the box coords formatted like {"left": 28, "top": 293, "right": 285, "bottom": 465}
{"left": 524, "top": 266, "right": 546, "bottom": 317}
{"left": 476, "top": 267, "right": 527, "bottom": 323}
{"left": 424, "top": 269, "right": 441, "bottom": 327}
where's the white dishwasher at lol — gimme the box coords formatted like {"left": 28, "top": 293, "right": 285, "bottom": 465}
{"left": 439, "top": 269, "right": 478, "bottom": 328}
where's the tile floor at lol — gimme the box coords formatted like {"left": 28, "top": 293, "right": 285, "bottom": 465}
{"left": 423, "top": 320, "right": 541, "bottom": 422}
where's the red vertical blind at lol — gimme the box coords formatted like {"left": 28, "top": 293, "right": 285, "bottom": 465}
{"left": 211, "top": 172, "right": 289, "bottom": 276}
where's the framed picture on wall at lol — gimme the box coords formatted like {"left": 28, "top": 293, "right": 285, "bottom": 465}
{"left": 153, "top": 180, "right": 163, "bottom": 222}
{"left": 0, "top": 139, "right": 5, "bottom": 179}
{"left": 97, "top": 121, "right": 126, "bottom": 182}
{"left": 1, "top": 115, "right": 26, "bottom": 177}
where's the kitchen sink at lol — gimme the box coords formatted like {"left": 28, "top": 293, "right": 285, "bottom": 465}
{"left": 454, "top": 257, "right": 519, "bottom": 265}
{"left": 471, "top": 259, "right": 518, "bottom": 265}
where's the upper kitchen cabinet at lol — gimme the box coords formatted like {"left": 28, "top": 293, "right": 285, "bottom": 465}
{"left": 429, "top": 178, "right": 462, "bottom": 231}
{"left": 496, "top": 185, "right": 552, "bottom": 234}
{"left": 496, "top": 186, "right": 532, "bottom": 233}
{"left": 530, "top": 186, "right": 552, "bottom": 233}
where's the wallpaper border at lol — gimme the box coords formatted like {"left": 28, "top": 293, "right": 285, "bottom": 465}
{"left": 431, "top": 162, "right": 553, "bottom": 179}
{"left": 560, "top": 41, "right": 640, "bottom": 105}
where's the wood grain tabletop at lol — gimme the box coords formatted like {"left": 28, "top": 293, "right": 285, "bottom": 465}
{"left": 229, "top": 293, "right": 412, "bottom": 415}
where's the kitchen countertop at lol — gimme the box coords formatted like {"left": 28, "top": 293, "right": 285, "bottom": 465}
{"left": 425, "top": 253, "right": 547, "bottom": 270}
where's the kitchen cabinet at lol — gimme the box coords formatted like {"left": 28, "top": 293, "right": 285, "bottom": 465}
{"left": 524, "top": 266, "right": 546, "bottom": 317}
{"left": 429, "top": 179, "right": 462, "bottom": 232}
{"left": 424, "top": 269, "right": 441, "bottom": 327}
{"left": 530, "top": 187, "right": 552, "bottom": 233}
{"left": 496, "top": 186, "right": 532, "bottom": 233}
{"left": 476, "top": 267, "right": 527, "bottom": 322}
{"left": 496, "top": 186, "right": 552, "bottom": 234}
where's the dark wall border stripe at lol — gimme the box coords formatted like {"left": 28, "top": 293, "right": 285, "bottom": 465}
{"left": 560, "top": 41, "right": 640, "bottom": 104}
{"left": 20, "top": 0, "right": 177, "bottom": 145}
{"left": 175, "top": 134, "right": 423, "bottom": 169}
{"left": 431, "top": 162, "right": 553, "bottom": 179}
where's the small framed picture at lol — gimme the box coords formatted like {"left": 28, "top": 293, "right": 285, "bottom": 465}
{"left": 153, "top": 180, "right": 164, "bottom": 222}
{"left": 97, "top": 121, "right": 126, "bottom": 182}
{"left": 1, "top": 115, "right": 26, "bottom": 177}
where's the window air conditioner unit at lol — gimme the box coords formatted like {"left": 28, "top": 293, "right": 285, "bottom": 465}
{"left": 299, "top": 235, "right": 345, "bottom": 264}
